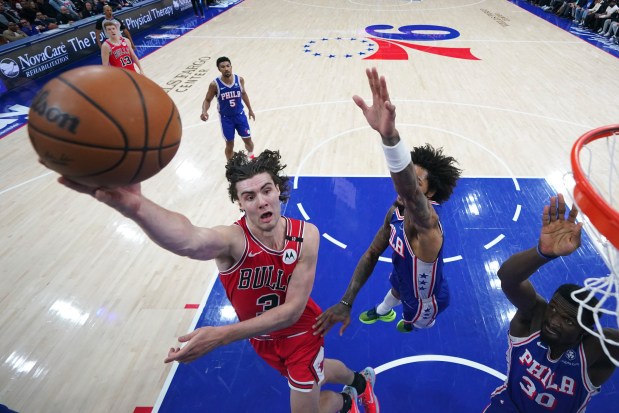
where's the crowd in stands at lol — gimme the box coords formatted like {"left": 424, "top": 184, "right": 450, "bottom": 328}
{"left": 526, "top": 0, "right": 619, "bottom": 44}
{"left": 0, "top": 0, "right": 139, "bottom": 46}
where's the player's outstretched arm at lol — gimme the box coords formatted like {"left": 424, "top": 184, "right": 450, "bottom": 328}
{"left": 58, "top": 177, "right": 238, "bottom": 261}
{"left": 353, "top": 67, "right": 432, "bottom": 231}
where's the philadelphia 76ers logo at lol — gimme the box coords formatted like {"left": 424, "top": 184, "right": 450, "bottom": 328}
{"left": 302, "top": 24, "right": 480, "bottom": 61}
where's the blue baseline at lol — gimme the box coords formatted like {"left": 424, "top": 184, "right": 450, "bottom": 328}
{"left": 157, "top": 177, "right": 617, "bottom": 413}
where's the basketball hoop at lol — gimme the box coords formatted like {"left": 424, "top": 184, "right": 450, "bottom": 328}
{"left": 570, "top": 124, "right": 619, "bottom": 366}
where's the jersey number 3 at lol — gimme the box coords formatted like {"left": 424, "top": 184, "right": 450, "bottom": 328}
{"left": 256, "top": 293, "right": 280, "bottom": 316}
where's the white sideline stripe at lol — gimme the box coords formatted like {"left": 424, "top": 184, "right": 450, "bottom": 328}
{"left": 0, "top": 172, "right": 52, "bottom": 195}
{"left": 152, "top": 272, "right": 219, "bottom": 413}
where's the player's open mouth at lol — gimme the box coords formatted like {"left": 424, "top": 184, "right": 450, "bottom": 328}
{"left": 260, "top": 212, "right": 272, "bottom": 221}
{"left": 543, "top": 323, "right": 559, "bottom": 338}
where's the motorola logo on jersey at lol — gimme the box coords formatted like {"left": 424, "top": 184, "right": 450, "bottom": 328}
{"left": 302, "top": 24, "right": 480, "bottom": 61}
{"left": 283, "top": 249, "right": 298, "bottom": 265}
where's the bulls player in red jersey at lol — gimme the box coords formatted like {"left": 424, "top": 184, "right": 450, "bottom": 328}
{"left": 101, "top": 21, "right": 144, "bottom": 74}
{"left": 58, "top": 150, "right": 378, "bottom": 413}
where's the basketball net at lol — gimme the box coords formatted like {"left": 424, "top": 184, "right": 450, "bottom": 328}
{"left": 570, "top": 124, "right": 619, "bottom": 367}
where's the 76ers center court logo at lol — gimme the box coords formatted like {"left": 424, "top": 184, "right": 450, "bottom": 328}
{"left": 303, "top": 24, "right": 479, "bottom": 61}
{"left": 283, "top": 249, "right": 298, "bottom": 265}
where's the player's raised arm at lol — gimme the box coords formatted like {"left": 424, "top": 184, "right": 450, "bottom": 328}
{"left": 498, "top": 194, "right": 583, "bottom": 328}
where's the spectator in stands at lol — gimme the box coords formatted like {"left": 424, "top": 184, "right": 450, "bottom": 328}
{"left": 71, "top": 0, "right": 85, "bottom": 13}
{"left": 95, "top": 5, "right": 134, "bottom": 49}
{"left": 0, "top": 2, "right": 21, "bottom": 31}
{"left": 18, "top": 0, "right": 37, "bottom": 22}
{"left": 18, "top": 17, "right": 37, "bottom": 34}
{"left": 49, "top": 0, "right": 79, "bottom": 20}
{"left": 582, "top": 0, "right": 610, "bottom": 29}
{"left": 106, "top": 0, "right": 128, "bottom": 11}
{"left": 92, "top": 0, "right": 102, "bottom": 13}
{"left": 600, "top": 10, "right": 619, "bottom": 34}
{"left": 33, "top": 10, "right": 57, "bottom": 30}
{"left": 55, "top": 5, "right": 76, "bottom": 23}
{"left": 34, "top": 0, "right": 56, "bottom": 20}
{"left": 541, "top": 0, "right": 566, "bottom": 12}
{"left": 593, "top": 0, "right": 618, "bottom": 31}
{"left": 3, "top": 20, "right": 28, "bottom": 40}
{"left": 563, "top": 0, "right": 590, "bottom": 20}
{"left": 79, "top": 1, "right": 95, "bottom": 17}
{"left": 576, "top": 0, "right": 603, "bottom": 25}
{"left": 191, "top": 0, "right": 205, "bottom": 18}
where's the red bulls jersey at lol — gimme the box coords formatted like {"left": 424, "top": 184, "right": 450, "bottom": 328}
{"left": 105, "top": 38, "right": 136, "bottom": 71}
{"left": 219, "top": 216, "right": 322, "bottom": 338}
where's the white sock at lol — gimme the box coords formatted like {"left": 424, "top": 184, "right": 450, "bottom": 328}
{"left": 376, "top": 290, "right": 401, "bottom": 315}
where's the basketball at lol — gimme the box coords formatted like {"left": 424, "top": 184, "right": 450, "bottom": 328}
{"left": 27, "top": 65, "right": 182, "bottom": 188}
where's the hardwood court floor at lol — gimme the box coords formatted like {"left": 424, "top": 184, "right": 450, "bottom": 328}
{"left": 0, "top": 0, "right": 618, "bottom": 412}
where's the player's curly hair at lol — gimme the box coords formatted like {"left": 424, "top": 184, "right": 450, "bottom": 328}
{"left": 411, "top": 144, "right": 462, "bottom": 204}
{"left": 225, "top": 150, "right": 291, "bottom": 204}
{"left": 216, "top": 56, "right": 231, "bottom": 67}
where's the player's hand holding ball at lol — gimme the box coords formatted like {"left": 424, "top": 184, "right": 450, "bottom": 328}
{"left": 28, "top": 65, "right": 182, "bottom": 188}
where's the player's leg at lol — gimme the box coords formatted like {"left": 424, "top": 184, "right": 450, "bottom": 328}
{"left": 235, "top": 113, "right": 254, "bottom": 157}
{"left": 241, "top": 137, "right": 255, "bottom": 158}
{"left": 224, "top": 140, "right": 234, "bottom": 160}
{"left": 323, "top": 359, "right": 379, "bottom": 413}
{"left": 289, "top": 383, "right": 355, "bottom": 413}
{"left": 289, "top": 384, "right": 320, "bottom": 413}
{"left": 219, "top": 116, "right": 236, "bottom": 160}
{"left": 401, "top": 277, "right": 449, "bottom": 331}
{"left": 359, "top": 280, "right": 400, "bottom": 324}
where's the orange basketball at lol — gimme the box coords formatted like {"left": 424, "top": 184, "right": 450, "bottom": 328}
{"left": 27, "top": 65, "right": 182, "bottom": 188}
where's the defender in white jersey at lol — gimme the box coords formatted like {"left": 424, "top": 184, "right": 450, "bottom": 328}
{"left": 200, "top": 56, "right": 256, "bottom": 161}
{"left": 315, "top": 68, "right": 462, "bottom": 339}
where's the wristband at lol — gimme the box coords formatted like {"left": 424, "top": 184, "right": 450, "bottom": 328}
{"left": 340, "top": 299, "right": 352, "bottom": 308}
{"left": 536, "top": 244, "right": 558, "bottom": 260}
{"left": 381, "top": 140, "right": 411, "bottom": 173}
